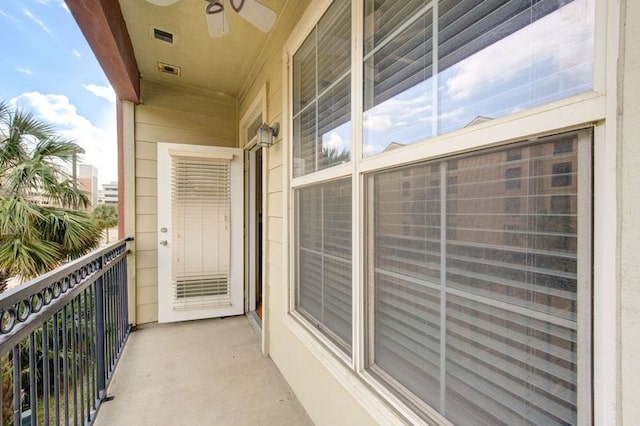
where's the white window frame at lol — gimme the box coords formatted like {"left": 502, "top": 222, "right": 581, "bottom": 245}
{"left": 281, "top": 0, "right": 618, "bottom": 424}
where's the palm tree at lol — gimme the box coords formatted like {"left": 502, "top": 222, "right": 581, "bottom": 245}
{"left": 0, "top": 100, "right": 102, "bottom": 425}
{"left": 0, "top": 100, "right": 101, "bottom": 287}
{"left": 92, "top": 203, "right": 118, "bottom": 243}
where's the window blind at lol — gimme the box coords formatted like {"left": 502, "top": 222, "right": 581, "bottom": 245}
{"left": 364, "top": 0, "right": 575, "bottom": 110}
{"left": 171, "top": 155, "right": 232, "bottom": 310}
{"left": 297, "top": 179, "right": 352, "bottom": 352}
{"left": 292, "top": 0, "right": 351, "bottom": 177}
{"left": 368, "top": 132, "right": 585, "bottom": 425}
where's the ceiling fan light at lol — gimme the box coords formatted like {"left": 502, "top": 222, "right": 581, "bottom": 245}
{"left": 146, "top": 0, "right": 180, "bottom": 6}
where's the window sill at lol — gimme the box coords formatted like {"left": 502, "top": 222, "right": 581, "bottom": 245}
{"left": 284, "top": 311, "right": 439, "bottom": 425}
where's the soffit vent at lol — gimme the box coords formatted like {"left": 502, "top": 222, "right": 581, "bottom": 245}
{"left": 154, "top": 28, "right": 173, "bottom": 43}
{"left": 158, "top": 62, "right": 181, "bottom": 76}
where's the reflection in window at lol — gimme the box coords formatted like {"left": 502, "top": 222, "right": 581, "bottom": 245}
{"left": 292, "top": 0, "right": 351, "bottom": 177}
{"left": 504, "top": 197, "right": 521, "bottom": 215}
{"left": 506, "top": 148, "right": 522, "bottom": 162}
{"left": 552, "top": 162, "right": 573, "bottom": 187}
{"left": 363, "top": 0, "right": 594, "bottom": 156}
{"left": 367, "top": 131, "right": 586, "bottom": 425}
{"left": 505, "top": 167, "right": 522, "bottom": 190}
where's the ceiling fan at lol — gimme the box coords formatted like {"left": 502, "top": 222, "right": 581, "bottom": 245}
{"left": 146, "top": 0, "right": 277, "bottom": 38}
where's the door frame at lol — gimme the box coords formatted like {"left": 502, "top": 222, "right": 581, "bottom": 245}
{"left": 240, "top": 86, "right": 268, "bottom": 353}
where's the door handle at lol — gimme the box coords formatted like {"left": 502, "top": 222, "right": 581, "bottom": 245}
{"left": 159, "top": 240, "right": 168, "bottom": 246}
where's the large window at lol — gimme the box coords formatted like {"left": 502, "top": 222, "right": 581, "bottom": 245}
{"left": 290, "top": 0, "right": 595, "bottom": 424}
{"left": 366, "top": 131, "right": 590, "bottom": 425}
{"left": 292, "top": 0, "right": 353, "bottom": 355}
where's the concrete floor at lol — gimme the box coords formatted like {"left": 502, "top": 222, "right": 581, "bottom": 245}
{"left": 94, "top": 316, "right": 312, "bottom": 426}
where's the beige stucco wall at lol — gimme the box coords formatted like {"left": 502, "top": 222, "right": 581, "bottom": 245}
{"left": 133, "top": 80, "right": 237, "bottom": 324}
{"left": 619, "top": 0, "right": 640, "bottom": 423}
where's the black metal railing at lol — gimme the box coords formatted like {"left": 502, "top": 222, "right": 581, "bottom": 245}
{"left": 0, "top": 238, "right": 132, "bottom": 425}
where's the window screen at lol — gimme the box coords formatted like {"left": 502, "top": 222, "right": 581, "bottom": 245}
{"left": 367, "top": 130, "right": 589, "bottom": 425}
{"left": 296, "top": 179, "right": 352, "bottom": 352}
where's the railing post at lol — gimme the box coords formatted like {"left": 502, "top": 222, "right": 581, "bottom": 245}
{"left": 95, "top": 255, "right": 107, "bottom": 400}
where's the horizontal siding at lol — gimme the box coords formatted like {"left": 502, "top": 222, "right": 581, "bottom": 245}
{"left": 136, "top": 178, "right": 157, "bottom": 196}
{"left": 136, "top": 141, "right": 157, "bottom": 161}
{"left": 268, "top": 192, "right": 283, "bottom": 218}
{"left": 268, "top": 166, "right": 283, "bottom": 193}
{"left": 133, "top": 80, "right": 238, "bottom": 324}
{"left": 134, "top": 233, "right": 158, "bottom": 251}
{"left": 136, "top": 196, "right": 157, "bottom": 214}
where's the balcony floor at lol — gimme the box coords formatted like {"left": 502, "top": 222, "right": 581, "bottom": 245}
{"left": 94, "top": 316, "right": 312, "bottom": 425}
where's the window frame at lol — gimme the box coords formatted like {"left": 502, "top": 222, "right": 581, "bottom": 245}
{"left": 282, "top": 0, "right": 609, "bottom": 424}
{"left": 364, "top": 129, "right": 593, "bottom": 424}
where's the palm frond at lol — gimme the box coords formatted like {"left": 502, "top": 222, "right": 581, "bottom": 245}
{"left": 0, "top": 197, "right": 45, "bottom": 239}
{"left": 39, "top": 208, "right": 101, "bottom": 259}
{"left": 0, "top": 235, "right": 60, "bottom": 279}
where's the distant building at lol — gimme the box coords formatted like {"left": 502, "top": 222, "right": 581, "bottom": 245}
{"left": 78, "top": 164, "right": 99, "bottom": 208}
{"left": 101, "top": 182, "right": 118, "bottom": 206}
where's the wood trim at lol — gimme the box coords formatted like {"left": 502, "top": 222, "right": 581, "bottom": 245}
{"left": 66, "top": 0, "right": 140, "bottom": 103}
{"left": 117, "top": 100, "right": 125, "bottom": 238}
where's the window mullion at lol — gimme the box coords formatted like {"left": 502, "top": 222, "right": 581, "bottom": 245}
{"left": 314, "top": 27, "right": 319, "bottom": 174}
{"left": 439, "top": 160, "right": 447, "bottom": 415}
{"left": 432, "top": 1, "right": 439, "bottom": 137}
{"left": 352, "top": 0, "right": 365, "bottom": 372}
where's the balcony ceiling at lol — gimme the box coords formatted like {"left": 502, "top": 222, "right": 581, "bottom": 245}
{"left": 117, "top": 0, "right": 296, "bottom": 99}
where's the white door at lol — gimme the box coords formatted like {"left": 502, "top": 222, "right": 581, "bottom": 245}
{"left": 157, "top": 143, "right": 244, "bottom": 323}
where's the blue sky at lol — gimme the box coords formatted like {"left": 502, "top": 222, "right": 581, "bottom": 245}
{"left": 0, "top": 0, "right": 117, "bottom": 184}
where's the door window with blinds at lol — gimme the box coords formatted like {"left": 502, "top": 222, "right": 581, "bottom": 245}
{"left": 171, "top": 155, "right": 232, "bottom": 308}
{"left": 366, "top": 130, "right": 591, "bottom": 425}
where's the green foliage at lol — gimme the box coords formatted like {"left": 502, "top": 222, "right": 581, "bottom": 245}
{"left": 322, "top": 146, "right": 350, "bottom": 167}
{"left": 0, "top": 101, "right": 100, "bottom": 283}
{"left": 92, "top": 204, "right": 118, "bottom": 243}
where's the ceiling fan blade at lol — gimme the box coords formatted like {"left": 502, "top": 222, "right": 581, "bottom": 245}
{"left": 146, "top": 0, "right": 180, "bottom": 6}
{"left": 206, "top": 5, "right": 231, "bottom": 38}
{"left": 235, "top": 0, "right": 276, "bottom": 33}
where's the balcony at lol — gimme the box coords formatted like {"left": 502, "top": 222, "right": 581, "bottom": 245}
{"left": 0, "top": 240, "right": 310, "bottom": 425}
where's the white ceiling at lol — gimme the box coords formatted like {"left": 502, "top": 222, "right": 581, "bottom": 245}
{"left": 118, "top": 0, "right": 292, "bottom": 99}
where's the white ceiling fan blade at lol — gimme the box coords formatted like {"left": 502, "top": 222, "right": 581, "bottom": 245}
{"left": 146, "top": 0, "right": 180, "bottom": 6}
{"left": 235, "top": 0, "right": 277, "bottom": 33}
{"left": 206, "top": 3, "right": 231, "bottom": 38}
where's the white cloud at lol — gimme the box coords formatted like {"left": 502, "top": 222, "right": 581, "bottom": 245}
{"left": 0, "top": 8, "right": 20, "bottom": 22}
{"left": 58, "top": 1, "right": 70, "bottom": 12}
{"left": 84, "top": 84, "right": 116, "bottom": 103}
{"left": 322, "top": 131, "right": 349, "bottom": 151}
{"left": 23, "top": 8, "right": 51, "bottom": 35}
{"left": 72, "top": 49, "right": 82, "bottom": 58}
{"left": 10, "top": 92, "right": 118, "bottom": 184}
{"left": 363, "top": 114, "right": 393, "bottom": 131}
{"left": 444, "top": 0, "right": 593, "bottom": 101}
{"left": 17, "top": 68, "right": 33, "bottom": 75}
{"left": 363, "top": 86, "right": 434, "bottom": 131}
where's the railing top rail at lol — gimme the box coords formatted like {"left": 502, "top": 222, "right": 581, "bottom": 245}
{"left": 0, "top": 237, "right": 133, "bottom": 308}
